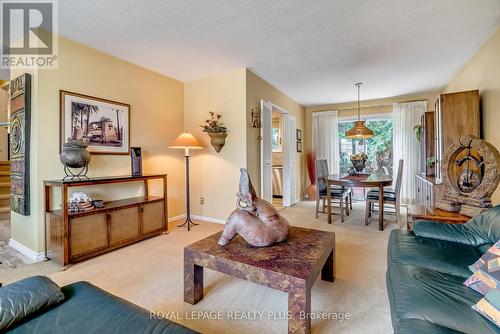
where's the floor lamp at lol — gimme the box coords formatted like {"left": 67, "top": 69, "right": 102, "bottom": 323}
{"left": 169, "top": 131, "right": 204, "bottom": 231}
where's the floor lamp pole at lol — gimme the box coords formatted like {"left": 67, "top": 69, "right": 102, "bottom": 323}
{"left": 178, "top": 150, "right": 198, "bottom": 231}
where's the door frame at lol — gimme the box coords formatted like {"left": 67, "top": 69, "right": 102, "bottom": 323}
{"left": 260, "top": 100, "right": 297, "bottom": 207}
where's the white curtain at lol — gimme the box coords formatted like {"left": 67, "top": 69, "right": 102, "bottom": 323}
{"left": 312, "top": 111, "right": 339, "bottom": 174}
{"left": 393, "top": 101, "right": 427, "bottom": 204}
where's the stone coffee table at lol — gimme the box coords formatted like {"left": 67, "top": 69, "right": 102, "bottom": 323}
{"left": 184, "top": 226, "right": 335, "bottom": 334}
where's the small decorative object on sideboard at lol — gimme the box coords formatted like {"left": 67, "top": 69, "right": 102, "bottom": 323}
{"left": 60, "top": 138, "right": 91, "bottom": 180}
{"left": 130, "top": 147, "right": 142, "bottom": 176}
{"left": 68, "top": 192, "right": 94, "bottom": 213}
{"left": 350, "top": 152, "right": 368, "bottom": 174}
{"left": 436, "top": 135, "right": 500, "bottom": 217}
{"left": 201, "top": 111, "right": 228, "bottom": 153}
{"left": 218, "top": 168, "right": 289, "bottom": 247}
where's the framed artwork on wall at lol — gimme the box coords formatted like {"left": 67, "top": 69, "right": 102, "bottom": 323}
{"left": 296, "top": 141, "right": 302, "bottom": 153}
{"left": 60, "top": 91, "right": 130, "bottom": 154}
{"left": 296, "top": 129, "right": 302, "bottom": 141}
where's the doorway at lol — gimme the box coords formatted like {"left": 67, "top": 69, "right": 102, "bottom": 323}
{"left": 260, "top": 100, "right": 297, "bottom": 208}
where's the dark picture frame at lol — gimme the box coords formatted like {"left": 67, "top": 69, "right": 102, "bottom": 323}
{"left": 60, "top": 91, "right": 130, "bottom": 155}
{"left": 296, "top": 141, "right": 302, "bottom": 153}
{"left": 296, "top": 129, "right": 302, "bottom": 141}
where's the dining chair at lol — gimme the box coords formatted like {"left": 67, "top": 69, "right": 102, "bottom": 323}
{"left": 315, "top": 159, "right": 352, "bottom": 222}
{"left": 364, "top": 159, "right": 404, "bottom": 227}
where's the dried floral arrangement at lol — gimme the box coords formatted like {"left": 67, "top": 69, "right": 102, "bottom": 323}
{"left": 201, "top": 111, "right": 228, "bottom": 134}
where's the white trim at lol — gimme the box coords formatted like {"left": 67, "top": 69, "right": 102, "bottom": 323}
{"left": 168, "top": 214, "right": 186, "bottom": 222}
{"left": 191, "top": 215, "right": 225, "bottom": 224}
{"left": 169, "top": 213, "right": 225, "bottom": 225}
{"left": 8, "top": 239, "right": 46, "bottom": 263}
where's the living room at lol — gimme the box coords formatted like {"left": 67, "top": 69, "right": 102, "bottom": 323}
{"left": 1, "top": 1, "right": 500, "bottom": 333}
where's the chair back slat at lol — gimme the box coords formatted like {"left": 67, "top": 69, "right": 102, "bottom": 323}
{"left": 395, "top": 159, "right": 404, "bottom": 196}
{"left": 316, "top": 159, "right": 329, "bottom": 193}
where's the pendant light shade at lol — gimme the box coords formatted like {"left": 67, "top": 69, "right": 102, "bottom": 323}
{"left": 345, "top": 83, "right": 373, "bottom": 139}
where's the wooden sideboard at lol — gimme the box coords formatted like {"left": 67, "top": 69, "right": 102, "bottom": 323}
{"left": 44, "top": 174, "right": 167, "bottom": 267}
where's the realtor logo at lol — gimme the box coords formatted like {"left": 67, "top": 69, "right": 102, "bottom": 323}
{"left": 1, "top": 0, "right": 58, "bottom": 69}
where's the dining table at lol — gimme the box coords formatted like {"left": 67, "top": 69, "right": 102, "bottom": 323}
{"left": 323, "top": 173, "right": 393, "bottom": 231}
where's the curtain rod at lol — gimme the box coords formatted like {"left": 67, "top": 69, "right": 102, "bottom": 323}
{"left": 335, "top": 99, "right": 428, "bottom": 111}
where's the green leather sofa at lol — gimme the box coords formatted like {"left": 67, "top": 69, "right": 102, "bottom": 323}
{"left": 387, "top": 205, "right": 500, "bottom": 334}
{"left": 1, "top": 276, "right": 198, "bottom": 333}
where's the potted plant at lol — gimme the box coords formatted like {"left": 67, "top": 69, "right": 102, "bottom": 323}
{"left": 306, "top": 152, "right": 316, "bottom": 200}
{"left": 201, "top": 111, "right": 228, "bottom": 153}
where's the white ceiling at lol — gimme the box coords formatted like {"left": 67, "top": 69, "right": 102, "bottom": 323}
{"left": 59, "top": 0, "right": 500, "bottom": 106}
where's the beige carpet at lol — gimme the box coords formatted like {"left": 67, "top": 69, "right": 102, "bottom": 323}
{"left": 0, "top": 201, "right": 400, "bottom": 333}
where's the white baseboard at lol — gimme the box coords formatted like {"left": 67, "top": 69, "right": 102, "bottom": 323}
{"left": 168, "top": 214, "right": 186, "bottom": 222}
{"left": 191, "top": 215, "right": 225, "bottom": 224}
{"left": 169, "top": 213, "right": 225, "bottom": 225}
{"left": 8, "top": 239, "right": 46, "bottom": 263}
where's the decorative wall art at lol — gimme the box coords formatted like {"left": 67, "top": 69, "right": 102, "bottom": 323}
{"left": 10, "top": 73, "right": 31, "bottom": 215}
{"left": 296, "top": 129, "right": 302, "bottom": 141}
{"left": 60, "top": 91, "right": 130, "bottom": 155}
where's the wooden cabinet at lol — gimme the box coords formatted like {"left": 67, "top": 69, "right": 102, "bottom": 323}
{"left": 142, "top": 200, "right": 165, "bottom": 236}
{"left": 435, "top": 90, "right": 480, "bottom": 182}
{"left": 44, "top": 174, "right": 168, "bottom": 267}
{"left": 109, "top": 207, "right": 141, "bottom": 246}
{"left": 420, "top": 111, "right": 435, "bottom": 176}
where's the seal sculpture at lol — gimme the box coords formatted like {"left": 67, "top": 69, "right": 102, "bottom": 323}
{"left": 218, "top": 168, "right": 289, "bottom": 247}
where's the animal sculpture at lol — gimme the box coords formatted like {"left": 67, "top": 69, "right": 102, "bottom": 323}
{"left": 218, "top": 169, "right": 289, "bottom": 247}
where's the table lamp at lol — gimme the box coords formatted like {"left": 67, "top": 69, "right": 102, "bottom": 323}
{"left": 169, "top": 131, "right": 204, "bottom": 230}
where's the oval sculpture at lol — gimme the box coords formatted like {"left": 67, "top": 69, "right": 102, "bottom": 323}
{"left": 218, "top": 168, "right": 289, "bottom": 247}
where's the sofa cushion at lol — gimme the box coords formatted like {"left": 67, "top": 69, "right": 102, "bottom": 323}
{"left": 386, "top": 263, "right": 500, "bottom": 334}
{"left": 413, "top": 205, "right": 500, "bottom": 248}
{"left": 473, "top": 288, "right": 500, "bottom": 328}
{"left": 0, "top": 276, "right": 65, "bottom": 331}
{"left": 396, "top": 319, "right": 464, "bottom": 334}
{"left": 7, "top": 281, "right": 197, "bottom": 334}
{"left": 388, "top": 230, "right": 482, "bottom": 278}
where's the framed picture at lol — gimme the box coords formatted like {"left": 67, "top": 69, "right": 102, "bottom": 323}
{"left": 60, "top": 91, "right": 130, "bottom": 154}
{"left": 296, "top": 141, "right": 302, "bottom": 153}
{"left": 296, "top": 129, "right": 302, "bottom": 141}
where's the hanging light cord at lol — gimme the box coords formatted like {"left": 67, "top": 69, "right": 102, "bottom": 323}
{"left": 356, "top": 82, "right": 362, "bottom": 121}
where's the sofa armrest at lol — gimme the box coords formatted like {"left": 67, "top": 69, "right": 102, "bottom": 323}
{"left": 413, "top": 221, "right": 487, "bottom": 247}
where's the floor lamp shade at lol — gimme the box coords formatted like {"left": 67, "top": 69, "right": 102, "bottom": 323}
{"left": 169, "top": 131, "right": 204, "bottom": 155}
{"left": 169, "top": 131, "right": 203, "bottom": 231}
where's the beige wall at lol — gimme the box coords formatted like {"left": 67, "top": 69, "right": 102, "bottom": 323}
{"left": 184, "top": 69, "right": 247, "bottom": 221}
{"left": 246, "top": 69, "right": 306, "bottom": 200}
{"left": 11, "top": 37, "right": 185, "bottom": 253}
{"left": 444, "top": 27, "right": 500, "bottom": 204}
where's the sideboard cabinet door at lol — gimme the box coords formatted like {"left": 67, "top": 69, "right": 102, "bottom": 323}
{"left": 142, "top": 201, "right": 165, "bottom": 235}
{"left": 70, "top": 213, "right": 108, "bottom": 258}
{"left": 109, "top": 207, "right": 141, "bottom": 246}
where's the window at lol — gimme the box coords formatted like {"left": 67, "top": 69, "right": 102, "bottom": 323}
{"left": 339, "top": 118, "right": 393, "bottom": 198}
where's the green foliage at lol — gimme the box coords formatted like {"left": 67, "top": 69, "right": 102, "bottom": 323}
{"left": 338, "top": 120, "right": 393, "bottom": 175}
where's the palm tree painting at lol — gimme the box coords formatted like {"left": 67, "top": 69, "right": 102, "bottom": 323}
{"left": 64, "top": 91, "right": 129, "bottom": 154}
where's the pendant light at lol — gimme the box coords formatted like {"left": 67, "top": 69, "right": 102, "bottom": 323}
{"left": 345, "top": 82, "right": 373, "bottom": 139}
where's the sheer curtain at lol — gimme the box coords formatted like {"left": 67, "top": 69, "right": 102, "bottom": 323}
{"left": 312, "top": 111, "right": 339, "bottom": 174}
{"left": 393, "top": 101, "right": 427, "bottom": 204}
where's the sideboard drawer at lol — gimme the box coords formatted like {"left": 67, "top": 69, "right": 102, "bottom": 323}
{"left": 70, "top": 213, "right": 108, "bottom": 258}
{"left": 109, "top": 207, "right": 141, "bottom": 246}
{"left": 142, "top": 201, "right": 165, "bottom": 235}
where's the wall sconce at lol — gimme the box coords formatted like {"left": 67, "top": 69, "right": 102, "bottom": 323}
{"left": 251, "top": 108, "right": 261, "bottom": 128}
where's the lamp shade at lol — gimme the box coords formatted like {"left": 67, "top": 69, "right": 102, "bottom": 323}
{"left": 345, "top": 120, "right": 374, "bottom": 139}
{"left": 169, "top": 131, "right": 203, "bottom": 149}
